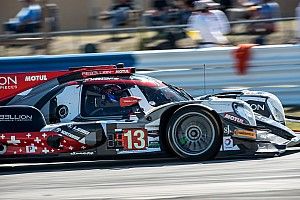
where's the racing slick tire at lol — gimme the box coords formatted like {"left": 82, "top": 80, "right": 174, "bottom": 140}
{"left": 166, "top": 107, "right": 222, "bottom": 160}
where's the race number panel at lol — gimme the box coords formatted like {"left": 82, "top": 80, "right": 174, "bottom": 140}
{"left": 122, "top": 129, "right": 148, "bottom": 150}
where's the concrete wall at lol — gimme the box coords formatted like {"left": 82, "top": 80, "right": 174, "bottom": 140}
{"left": 0, "top": 0, "right": 298, "bottom": 33}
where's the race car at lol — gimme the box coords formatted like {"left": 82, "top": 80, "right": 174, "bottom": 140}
{"left": 0, "top": 63, "right": 299, "bottom": 161}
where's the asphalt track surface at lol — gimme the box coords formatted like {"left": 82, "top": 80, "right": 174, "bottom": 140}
{"left": 1, "top": 152, "right": 300, "bottom": 200}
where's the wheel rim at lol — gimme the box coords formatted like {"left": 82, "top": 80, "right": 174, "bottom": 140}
{"left": 171, "top": 112, "right": 216, "bottom": 156}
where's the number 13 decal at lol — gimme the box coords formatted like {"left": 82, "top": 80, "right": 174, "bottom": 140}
{"left": 123, "top": 129, "right": 148, "bottom": 150}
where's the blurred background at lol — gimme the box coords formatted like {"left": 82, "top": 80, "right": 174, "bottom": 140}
{"left": 0, "top": 0, "right": 299, "bottom": 56}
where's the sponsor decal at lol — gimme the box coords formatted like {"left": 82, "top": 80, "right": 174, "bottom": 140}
{"left": 55, "top": 128, "right": 80, "bottom": 140}
{"left": 223, "top": 125, "right": 233, "bottom": 135}
{"left": 116, "top": 69, "right": 131, "bottom": 74}
{"left": 234, "top": 130, "right": 257, "bottom": 139}
{"left": 250, "top": 104, "right": 265, "bottom": 111}
{"left": 222, "top": 136, "right": 240, "bottom": 151}
{"left": 223, "top": 137, "right": 233, "bottom": 150}
{"left": 0, "top": 134, "right": 5, "bottom": 140}
{"left": 67, "top": 125, "right": 90, "bottom": 135}
{"left": 247, "top": 101, "right": 272, "bottom": 119}
{"left": 0, "top": 76, "right": 18, "bottom": 90}
{"left": 224, "top": 114, "right": 244, "bottom": 124}
{"left": 24, "top": 75, "right": 47, "bottom": 82}
{"left": 41, "top": 147, "right": 50, "bottom": 154}
{"left": 82, "top": 70, "right": 113, "bottom": 76}
{"left": 0, "top": 115, "right": 32, "bottom": 122}
{"left": 224, "top": 138, "right": 233, "bottom": 147}
{"left": 91, "top": 77, "right": 120, "bottom": 81}
{"left": 82, "top": 69, "right": 131, "bottom": 77}
{"left": 70, "top": 151, "right": 95, "bottom": 156}
{"left": 7, "top": 136, "right": 21, "bottom": 145}
{"left": 0, "top": 71, "right": 67, "bottom": 101}
{"left": 26, "top": 144, "right": 37, "bottom": 153}
{"left": 148, "top": 141, "right": 160, "bottom": 148}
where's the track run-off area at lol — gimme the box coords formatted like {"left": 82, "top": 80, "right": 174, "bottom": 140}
{"left": 1, "top": 151, "right": 300, "bottom": 200}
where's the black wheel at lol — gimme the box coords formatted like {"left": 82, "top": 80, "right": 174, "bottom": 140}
{"left": 166, "top": 107, "right": 222, "bottom": 160}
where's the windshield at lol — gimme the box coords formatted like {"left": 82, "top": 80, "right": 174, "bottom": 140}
{"left": 164, "top": 83, "right": 194, "bottom": 101}
{"left": 138, "top": 84, "right": 192, "bottom": 107}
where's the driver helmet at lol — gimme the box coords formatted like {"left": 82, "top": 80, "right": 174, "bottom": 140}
{"left": 101, "top": 84, "right": 122, "bottom": 102}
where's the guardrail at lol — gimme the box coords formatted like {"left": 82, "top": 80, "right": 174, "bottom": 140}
{"left": 0, "top": 44, "right": 299, "bottom": 105}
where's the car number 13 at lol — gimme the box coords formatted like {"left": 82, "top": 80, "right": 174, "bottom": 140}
{"left": 122, "top": 129, "right": 148, "bottom": 150}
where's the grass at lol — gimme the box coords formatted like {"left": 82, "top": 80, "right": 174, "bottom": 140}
{"left": 285, "top": 107, "right": 300, "bottom": 131}
{"left": 286, "top": 122, "right": 300, "bottom": 131}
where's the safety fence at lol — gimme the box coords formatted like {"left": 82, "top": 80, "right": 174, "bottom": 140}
{"left": 0, "top": 44, "right": 299, "bottom": 105}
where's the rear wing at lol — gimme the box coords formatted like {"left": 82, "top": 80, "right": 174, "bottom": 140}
{"left": 0, "top": 64, "right": 135, "bottom": 102}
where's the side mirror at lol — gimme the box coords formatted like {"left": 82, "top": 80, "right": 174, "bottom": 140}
{"left": 120, "top": 96, "right": 142, "bottom": 108}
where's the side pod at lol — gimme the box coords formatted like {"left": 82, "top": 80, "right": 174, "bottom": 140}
{"left": 0, "top": 106, "right": 46, "bottom": 133}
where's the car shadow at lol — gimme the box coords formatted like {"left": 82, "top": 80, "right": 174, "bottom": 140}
{"left": 0, "top": 152, "right": 281, "bottom": 176}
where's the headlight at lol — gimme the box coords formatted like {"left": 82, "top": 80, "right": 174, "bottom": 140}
{"left": 267, "top": 94, "right": 285, "bottom": 124}
{"left": 233, "top": 102, "right": 256, "bottom": 126}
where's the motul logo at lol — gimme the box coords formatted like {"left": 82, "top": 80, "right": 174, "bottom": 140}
{"left": 25, "top": 75, "right": 47, "bottom": 82}
{"left": 0, "top": 76, "right": 17, "bottom": 85}
{"left": 116, "top": 69, "right": 130, "bottom": 73}
{"left": 224, "top": 114, "right": 244, "bottom": 124}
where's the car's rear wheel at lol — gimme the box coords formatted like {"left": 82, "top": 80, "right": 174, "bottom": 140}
{"left": 166, "top": 107, "right": 222, "bottom": 160}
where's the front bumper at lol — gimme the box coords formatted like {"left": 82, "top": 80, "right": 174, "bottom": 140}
{"left": 221, "top": 118, "right": 298, "bottom": 156}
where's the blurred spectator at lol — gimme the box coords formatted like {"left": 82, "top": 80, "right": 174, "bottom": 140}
{"left": 143, "top": 0, "right": 170, "bottom": 26}
{"left": 296, "top": 2, "right": 300, "bottom": 41}
{"left": 186, "top": 0, "right": 197, "bottom": 7}
{"left": 220, "top": 0, "right": 233, "bottom": 14}
{"left": 244, "top": 0, "right": 262, "bottom": 6}
{"left": 170, "top": 0, "right": 194, "bottom": 24}
{"left": 249, "top": 0, "right": 280, "bottom": 33}
{"left": 260, "top": 0, "right": 280, "bottom": 19}
{"left": 175, "top": 0, "right": 194, "bottom": 24}
{"left": 109, "top": 0, "right": 134, "bottom": 28}
{"left": 188, "top": 0, "right": 230, "bottom": 47}
{"left": 226, "top": 0, "right": 261, "bottom": 21}
{"left": 211, "top": 8, "right": 231, "bottom": 35}
{"left": 3, "top": 0, "right": 41, "bottom": 33}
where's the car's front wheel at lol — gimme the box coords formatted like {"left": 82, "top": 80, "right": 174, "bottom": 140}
{"left": 166, "top": 107, "right": 222, "bottom": 160}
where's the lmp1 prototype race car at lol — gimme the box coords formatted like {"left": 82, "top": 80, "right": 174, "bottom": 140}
{"left": 0, "top": 63, "right": 299, "bottom": 161}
